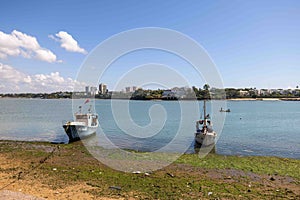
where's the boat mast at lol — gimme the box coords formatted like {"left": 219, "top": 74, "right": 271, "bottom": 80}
{"left": 203, "top": 100, "right": 206, "bottom": 126}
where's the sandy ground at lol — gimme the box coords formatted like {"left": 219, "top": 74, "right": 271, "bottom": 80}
{"left": 0, "top": 151, "right": 122, "bottom": 200}
{"left": 0, "top": 141, "right": 299, "bottom": 199}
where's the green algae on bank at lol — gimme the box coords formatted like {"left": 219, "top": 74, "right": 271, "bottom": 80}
{"left": 0, "top": 140, "right": 299, "bottom": 199}
{"left": 176, "top": 154, "right": 300, "bottom": 180}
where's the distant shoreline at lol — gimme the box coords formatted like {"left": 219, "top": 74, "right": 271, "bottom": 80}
{"left": 228, "top": 97, "right": 300, "bottom": 101}
{"left": 1, "top": 97, "right": 300, "bottom": 101}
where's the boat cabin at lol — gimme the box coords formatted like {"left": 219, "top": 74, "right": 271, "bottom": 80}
{"left": 75, "top": 113, "right": 98, "bottom": 127}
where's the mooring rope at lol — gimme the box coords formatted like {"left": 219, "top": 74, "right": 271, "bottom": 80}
{"left": 0, "top": 145, "right": 59, "bottom": 191}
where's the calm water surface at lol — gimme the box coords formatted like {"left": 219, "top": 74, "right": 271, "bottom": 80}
{"left": 0, "top": 99, "right": 299, "bottom": 159}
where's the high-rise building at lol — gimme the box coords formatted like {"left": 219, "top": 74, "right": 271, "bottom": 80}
{"left": 90, "top": 86, "right": 98, "bottom": 95}
{"left": 125, "top": 87, "right": 131, "bottom": 93}
{"left": 85, "top": 86, "right": 90, "bottom": 95}
{"left": 125, "top": 86, "right": 138, "bottom": 93}
{"left": 99, "top": 83, "right": 107, "bottom": 94}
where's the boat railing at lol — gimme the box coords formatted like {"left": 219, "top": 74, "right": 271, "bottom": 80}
{"left": 62, "top": 120, "right": 69, "bottom": 125}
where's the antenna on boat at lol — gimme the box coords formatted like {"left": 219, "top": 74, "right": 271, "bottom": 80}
{"left": 79, "top": 106, "right": 82, "bottom": 113}
{"left": 203, "top": 100, "right": 207, "bottom": 127}
{"left": 203, "top": 100, "right": 206, "bottom": 118}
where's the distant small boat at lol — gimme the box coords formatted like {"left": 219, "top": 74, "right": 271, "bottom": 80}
{"left": 195, "top": 100, "right": 217, "bottom": 147}
{"left": 63, "top": 105, "right": 99, "bottom": 142}
{"left": 220, "top": 108, "right": 230, "bottom": 112}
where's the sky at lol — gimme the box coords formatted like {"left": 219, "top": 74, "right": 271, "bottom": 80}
{"left": 0, "top": 0, "right": 300, "bottom": 93}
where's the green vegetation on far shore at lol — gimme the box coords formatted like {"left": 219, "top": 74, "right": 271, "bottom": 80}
{"left": 1, "top": 84, "right": 300, "bottom": 100}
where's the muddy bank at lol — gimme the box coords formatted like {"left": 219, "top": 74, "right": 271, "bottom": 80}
{"left": 0, "top": 140, "right": 299, "bottom": 199}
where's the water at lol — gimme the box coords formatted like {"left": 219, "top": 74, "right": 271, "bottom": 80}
{"left": 0, "top": 98, "right": 299, "bottom": 159}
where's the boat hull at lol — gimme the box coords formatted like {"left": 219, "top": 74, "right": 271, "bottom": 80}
{"left": 63, "top": 124, "right": 97, "bottom": 142}
{"left": 194, "top": 131, "right": 216, "bottom": 147}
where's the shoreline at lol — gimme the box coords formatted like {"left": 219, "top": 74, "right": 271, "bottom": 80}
{"left": 1, "top": 139, "right": 299, "bottom": 160}
{"left": 228, "top": 98, "right": 279, "bottom": 101}
{"left": 0, "top": 140, "right": 299, "bottom": 199}
{"left": 228, "top": 97, "right": 300, "bottom": 101}
{"left": 1, "top": 97, "right": 300, "bottom": 101}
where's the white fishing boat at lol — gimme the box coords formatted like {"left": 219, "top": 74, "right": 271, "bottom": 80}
{"left": 195, "top": 100, "right": 216, "bottom": 147}
{"left": 63, "top": 105, "right": 99, "bottom": 142}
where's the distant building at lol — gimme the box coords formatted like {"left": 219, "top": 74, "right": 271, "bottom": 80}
{"left": 90, "top": 86, "right": 98, "bottom": 95}
{"left": 171, "top": 87, "right": 188, "bottom": 99}
{"left": 269, "top": 89, "right": 278, "bottom": 93}
{"left": 259, "top": 89, "right": 269, "bottom": 96}
{"left": 124, "top": 86, "right": 138, "bottom": 93}
{"left": 249, "top": 89, "right": 259, "bottom": 96}
{"left": 99, "top": 83, "right": 107, "bottom": 94}
{"left": 74, "top": 92, "right": 85, "bottom": 96}
{"left": 125, "top": 87, "right": 131, "bottom": 93}
{"left": 282, "top": 89, "right": 292, "bottom": 95}
{"left": 85, "top": 86, "right": 98, "bottom": 96}
{"left": 239, "top": 90, "right": 249, "bottom": 97}
{"left": 162, "top": 90, "right": 178, "bottom": 99}
{"left": 85, "top": 86, "right": 90, "bottom": 95}
{"left": 278, "top": 89, "right": 284, "bottom": 94}
{"left": 292, "top": 89, "right": 300, "bottom": 95}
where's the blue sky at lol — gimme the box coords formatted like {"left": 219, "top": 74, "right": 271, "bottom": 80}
{"left": 0, "top": 0, "right": 300, "bottom": 92}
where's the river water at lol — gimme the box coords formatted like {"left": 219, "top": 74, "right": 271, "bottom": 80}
{"left": 0, "top": 99, "right": 299, "bottom": 159}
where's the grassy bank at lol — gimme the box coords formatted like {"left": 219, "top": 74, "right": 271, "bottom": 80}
{"left": 0, "top": 140, "right": 299, "bottom": 199}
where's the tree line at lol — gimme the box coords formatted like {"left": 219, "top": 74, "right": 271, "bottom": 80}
{"left": 1, "top": 85, "right": 299, "bottom": 99}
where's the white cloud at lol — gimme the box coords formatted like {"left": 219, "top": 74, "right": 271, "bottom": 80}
{"left": 12, "top": 30, "right": 40, "bottom": 50}
{"left": 0, "top": 30, "right": 60, "bottom": 63}
{"left": 0, "top": 63, "right": 86, "bottom": 93}
{"left": 35, "top": 49, "right": 57, "bottom": 63}
{"left": 50, "top": 31, "right": 87, "bottom": 54}
{"left": 0, "top": 62, "right": 25, "bottom": 84}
